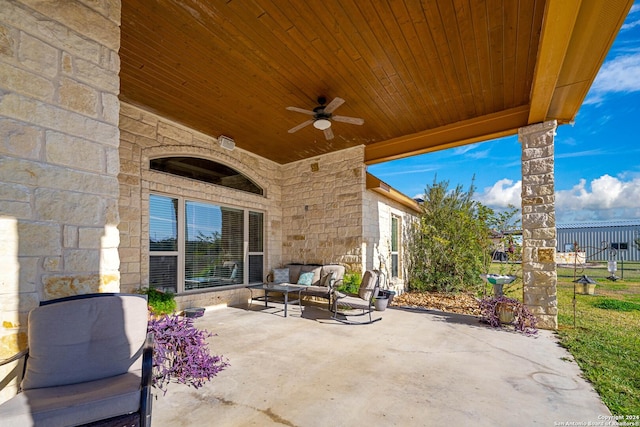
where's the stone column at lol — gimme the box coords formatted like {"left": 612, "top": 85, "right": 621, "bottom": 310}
{"left": 519, "top": 120, "right": 558, "bottom": 330}
{"left": 0, "top": 0, "right": 122, "bottom": 400}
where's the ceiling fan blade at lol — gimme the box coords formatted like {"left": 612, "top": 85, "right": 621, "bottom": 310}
{"left": 323, "top": 97, "right": 345, "bottom": 113}
{"left": 288, "top": 119, "right": 314, "bottom": 133}
{"left": 286, "top": 106, "right": 315, "bottom": 115}
{"left": 332, "top": 115, "right": 365, "bottom": 125}
{"left": 323, "top": 127, "right": 334, "bottom": 140}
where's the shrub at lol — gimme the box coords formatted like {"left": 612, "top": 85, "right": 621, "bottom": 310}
{"left": 148, "top": 314, "right": 229, "bottom": 393}
{"left": 338, "top": 272, "right": 361, "bottom": 294}
{"left": 405, "top": 178, "right": 490, "bottom": 293}
{"left": 139, "top": 287, "right": 177, "bottom": 315}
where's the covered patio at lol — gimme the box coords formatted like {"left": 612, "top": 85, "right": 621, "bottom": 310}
{"left": 0, "top": 0, "right": 634, "bottom": 407}
{"left": 153, "top": 303, "right": 609, "bottom": 426}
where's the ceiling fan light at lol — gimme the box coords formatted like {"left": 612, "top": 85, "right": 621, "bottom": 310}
{"left": 313, "top": 118, "right": 331, "bottom": 130}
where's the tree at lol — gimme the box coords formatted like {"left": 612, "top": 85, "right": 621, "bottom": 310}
{"left": 404, "top": 178, "right": 494, "bottom": 293}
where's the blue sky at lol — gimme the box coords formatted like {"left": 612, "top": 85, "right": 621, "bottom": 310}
{"left": 368, "top": 4, "right": 640, "bottom": 225}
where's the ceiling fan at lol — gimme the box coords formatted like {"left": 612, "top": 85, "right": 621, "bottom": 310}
{"left": 286, "top": 96, "right": 364, "bottom": 140}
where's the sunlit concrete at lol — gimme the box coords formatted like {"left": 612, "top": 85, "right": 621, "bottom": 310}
{"left": 152, "top": 302, "right": 609, "bottom": 426}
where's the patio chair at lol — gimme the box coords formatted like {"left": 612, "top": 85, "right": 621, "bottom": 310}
{"left": 0, "top": 293, "right": 153, "bottom": 427}
{"left": 331, "top": 270, "right": 382, "bottom": 324}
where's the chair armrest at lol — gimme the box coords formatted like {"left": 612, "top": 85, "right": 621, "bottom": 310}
{"left": 141, "top": 333, "right": 154, "bottom": 388}
{"left": 329, "top": 278, "right": 343, "bottom": 291}
{"left": 0, "top": 348, "right": 28, "bottom": 366}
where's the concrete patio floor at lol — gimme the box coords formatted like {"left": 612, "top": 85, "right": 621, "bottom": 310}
{"left": 152, "top": 300, "right": 610, "bottom": 426}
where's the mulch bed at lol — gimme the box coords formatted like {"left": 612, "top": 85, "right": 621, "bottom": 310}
{"left": 391, "top": 291, "right": 482, "bottom": 316}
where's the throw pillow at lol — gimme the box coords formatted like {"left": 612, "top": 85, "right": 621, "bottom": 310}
{"left": 273, "top": 268, "right": 290, "bottom": 284}
{"left": 297, "top": 272, "right": 314, "bottom": 286}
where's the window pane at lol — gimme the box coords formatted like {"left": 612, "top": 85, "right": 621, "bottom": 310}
{"left": 391, "top": 254, "right": 398, "bottom": 278}
{"left": 249, "top": 255, "right": 263, "bottom": 283}
{"left": 150, "top": 195, "right": 177, "bottom": 251}
{"left": 249, "top": 211, "right": 263, "bottom": 252}
{"left": 185, "top": 201, "right": 244, "bottom": 289}
{"left": 150, "top": 157, "right": 263, "bottom": 195}
{"left": 150, "top": 255, "right": 177, "bottom": 293}
{"left": 391, "top": 217, "right": 398, "bottom": 252}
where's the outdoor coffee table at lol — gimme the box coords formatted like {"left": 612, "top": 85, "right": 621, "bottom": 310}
{"left": 247, "top": 283, "right": 306, "bottom": 317}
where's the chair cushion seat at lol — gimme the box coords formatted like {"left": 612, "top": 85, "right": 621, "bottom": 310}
{"left": 0, "top": 371, "right": 142, "bottom": 427}
{"left": 335, "top": 294, "right": 373, "bottom": 310}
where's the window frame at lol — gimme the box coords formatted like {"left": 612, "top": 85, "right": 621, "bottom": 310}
{"left": 149, "top": 193, "right": 265, "bottom": 294}
{"left": 390, "top": 215, "right": 400, "bottom": 278}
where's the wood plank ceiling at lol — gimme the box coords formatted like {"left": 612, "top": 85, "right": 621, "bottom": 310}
{"left": 119, "top": 0, "right": 632, "bottom": 165}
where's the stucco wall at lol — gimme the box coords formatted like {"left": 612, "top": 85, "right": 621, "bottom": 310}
{"left": 0, "top": 0, "right": 122, "bottom": 400}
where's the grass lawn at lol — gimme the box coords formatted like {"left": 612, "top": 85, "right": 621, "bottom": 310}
{"left": 489, "top": 261, "right": 640, "bottom": 415}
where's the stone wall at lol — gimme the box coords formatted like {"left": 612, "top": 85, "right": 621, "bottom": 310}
{"left": 520, "top": 121, "right": 558, "bottom": 330}
{"left": 0, "top": 0, "right": 121, "bottom": 401}
{"left": 118, "top": 103, "right": 282, "bottom": 309}
{"left": 280, "top": 147, "right": 366, "bottom": 272}
{"left": 119, "top": 105, "right": 378, "bottom": 309}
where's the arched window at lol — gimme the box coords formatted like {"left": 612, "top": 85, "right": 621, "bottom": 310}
{"left": 150, "top": 157, "right": 263, "bottom": 195}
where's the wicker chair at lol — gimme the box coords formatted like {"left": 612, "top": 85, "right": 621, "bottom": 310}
{"left": 331, "top": 270, "right": 382, "bottom": 324}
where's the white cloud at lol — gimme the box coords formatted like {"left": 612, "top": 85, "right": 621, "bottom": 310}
{"left": 453, "top": 143, "right": 480, "bottom": 155}
{"left": 476, "top": 179, "right": 522, "bottom": 208}
{"left": 556, "top": 149, "right": 606, "bottom": 159}
{"left": 622, "top": 18, "right": 640, "bottom": 30}
{"left": 556, "top": 174, "right": 640, "bottom": 211}
{"left": 474, "top": 175, "right": 640, "bottom": 223}
{"left": 586, "top": 53, "right": 640, "bottom": 103}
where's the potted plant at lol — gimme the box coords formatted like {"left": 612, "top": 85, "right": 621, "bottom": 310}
{"left": 479, "top": 295, "right": 538, "bottom": 335}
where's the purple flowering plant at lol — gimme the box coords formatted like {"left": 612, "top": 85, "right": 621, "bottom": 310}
{"left": 148, "top": 314, "right": 229, "bottom": 393}
{"left": 479, "top": 295, "right": 538, "bottom": 336}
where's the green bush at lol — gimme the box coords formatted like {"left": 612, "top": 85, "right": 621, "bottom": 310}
{"left": 139, "top": 287, "right": 177, "bottom": 315}
{"left": 338, "top": 272, "right": 361, "bottom": 294}
{"left": 405, "top": 178, "right": 492, "bottom": 293}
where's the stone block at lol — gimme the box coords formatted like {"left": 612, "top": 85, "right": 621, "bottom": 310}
{"left": 35, "top": 188, "right": 105, "bottom": 225}
{"left": 46, "top": 131, "right": 104, "bottom": 172}
{"left": 58, "top": 77, "right": 99, "bottom": 116}
{"left": 537, "top": 248, "right": 555, "bottom": 263}
{"left": 0, "top": 61, "right": 54, "bottom": 101}
{"left": 23, "top": 0, "right": 120, "bottom": 51}
{"left": 0, "top": 93, "right": 119, "bottom": 144}
{"left": 64, "top": 249, "right": 100, "bottom": 272}
{"left": 101, "top": 92, "right": 120, "bottom": 125}
{"left": 158, "top": 121, "right": 193, "bottom": 143}
{"left": 43, "top": 273, "right": 109, "bottom": 299}
{"left": 76, "top": 56, "right": 120, "bottom": 92}
{"left": 17, "top": 222, "right": 61, "bottom": 256}
{"left": 18, "top": 33, "right": 58, "bottom": 78}
{"left": 534, "top": 314, "right": 557, "bottom": 330}
{"left": 0, "top": 119, "right": 43, "bottom": 159}
{"left": 0, "top": 331, "right": 28, "bottom": 359}
{"left": 0, "top": 23, "right": 16, "bottom": 58}
{"left": 43, "top": 256, "right": 62, "bottom": 272}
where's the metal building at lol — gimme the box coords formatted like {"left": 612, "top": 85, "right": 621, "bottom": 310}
{"left": 556, "top": 220, "right": 640, "bottom": 262}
